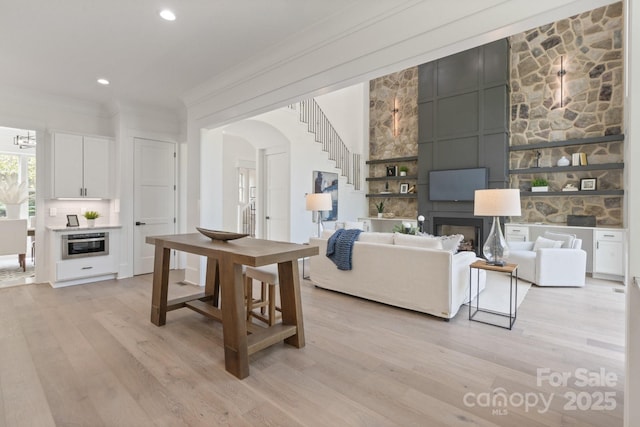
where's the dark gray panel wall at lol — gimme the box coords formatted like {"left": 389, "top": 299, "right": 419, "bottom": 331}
{"left": 417, "top": 38, "right": 510, "bottom": 240}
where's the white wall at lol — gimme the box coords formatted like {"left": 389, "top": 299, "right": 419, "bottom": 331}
{"left": 625, "top": 0, "right": 639, "bottom": 424}
{"left": 314, "top": 83, "right": 367, "bottom": 154}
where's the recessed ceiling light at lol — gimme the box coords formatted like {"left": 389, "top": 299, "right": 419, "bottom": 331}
{"left": 97, "top": 78, "right": 110, "bottom": 85}
{"left": 159, "top": 9, "right": 176, "bottom": 21}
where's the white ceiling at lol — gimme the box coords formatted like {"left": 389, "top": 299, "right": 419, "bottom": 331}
{"left": 0, "top": 0, "right": 376, "bottom": 113}
{"left": 0, "top": 0, "right": 618, "bottom": 118}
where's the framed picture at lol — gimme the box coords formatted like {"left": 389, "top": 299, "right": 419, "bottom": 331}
{"left": 66, "top": 214, "right": 79, "bottom": 227}
{"left": 386, "top": 166, "right": 397, "bottom": 177}
{"left": 399, "top": 183, "right": 409, "bottom": 194}
{"left": 312, "top": 170, "right": 338, "bottom": 221}
{"left": 580, "top": 178, "right": 597, "bottom": 191}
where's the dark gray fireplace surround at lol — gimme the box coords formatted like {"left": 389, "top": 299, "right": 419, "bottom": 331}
{"left": 417, "top": 39, "right": 510, "bottom": 248}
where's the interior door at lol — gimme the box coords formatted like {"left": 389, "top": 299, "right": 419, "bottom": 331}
{"left": 133, "top": 138, "right": 176, "bottom": 275}
{"left": 264, "top": 149, "right": 289, "bottom": 242}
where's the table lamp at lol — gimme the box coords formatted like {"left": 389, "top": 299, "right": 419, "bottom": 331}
{"left": 306, "top": 193, "right": 332, "bottom": 237}
{"left": 474, "top": 189, "right": 521, "bottom": 266}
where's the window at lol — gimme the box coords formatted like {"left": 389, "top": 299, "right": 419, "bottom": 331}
{"left": 0, "top": 153, "right": 36, "bottom": 217}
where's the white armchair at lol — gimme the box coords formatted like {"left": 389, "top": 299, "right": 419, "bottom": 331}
{"left": 0, "top": 219, "right": 28, "bottom": 272}
{"left": 507, "top": 231, "right": 587, "bottom": 287}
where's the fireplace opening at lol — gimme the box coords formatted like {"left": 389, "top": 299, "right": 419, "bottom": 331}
{"left": 433, "top": 217, "right": 484, "bottom": 257}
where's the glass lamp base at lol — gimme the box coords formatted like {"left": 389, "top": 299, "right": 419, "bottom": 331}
{"left": 482, "top": 216, "right": 509, "bottom": 266}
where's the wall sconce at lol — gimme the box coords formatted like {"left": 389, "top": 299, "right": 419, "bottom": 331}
{"left": 557, "top": 56, "right": 567, "bottom": 108}
{"left": 392, "top": 97, "right": 399, "bottom": 137}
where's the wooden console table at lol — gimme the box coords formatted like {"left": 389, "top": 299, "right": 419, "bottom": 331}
{"left": 146, "top": 233, "right": 318, "bottom": 379}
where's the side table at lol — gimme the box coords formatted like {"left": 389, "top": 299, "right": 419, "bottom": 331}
{"left": 469, "top": 260, "right": 519, "bottom": 330}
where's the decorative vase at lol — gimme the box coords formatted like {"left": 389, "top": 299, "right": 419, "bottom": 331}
{"left": 377, "top": 213, "right": 383, "bottom": 218}
{"left": 87, "top": 219, "right": 95, "bottom": 228}
{"left": 5, "top": 204, "right": 21, "bottom": 219}
{"left": 400, "top": 171, "right": 407, "bottom": 176}
{"left": 557, "top": 156, "right": 570, "bottom": 167}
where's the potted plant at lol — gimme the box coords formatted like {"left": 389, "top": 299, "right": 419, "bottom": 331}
{"left": 84, "top": 210, "right": 100, "bottom": 227}
{"left": 0, "top": 173, "right": 28, "bottom": 218}
{"left": 374, "top": 201, "right": 384, "bottom": 218}
{"left": 531, "top": 178, "right": 549, "bottom": 192}
{"left": 399, "top": 165, "right": 408, "bottom": 176}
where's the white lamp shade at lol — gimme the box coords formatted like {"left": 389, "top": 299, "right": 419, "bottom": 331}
{"left": 474, "top": 189, "right": 521, "bottom": 217}
{"left": 306, "top": 193, "right": 332, "bottom": 211}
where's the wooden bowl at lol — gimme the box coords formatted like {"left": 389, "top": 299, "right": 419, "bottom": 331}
{"left": 196, "top": 227, "right": 249, "bottom": 241}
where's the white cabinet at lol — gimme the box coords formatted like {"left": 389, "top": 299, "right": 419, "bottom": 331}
{"left": 53, "top": 132, "right": 111, "bottom": 198}
{"left": 505, "top": 224, "right": 529, "bottom": 242}
{"left": 505, "top": 223, "right": 625, "bottom": 281}
{"left": 594, "top": 230, "right": 624, "bottom": 279}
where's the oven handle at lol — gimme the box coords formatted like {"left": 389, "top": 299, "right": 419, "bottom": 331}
{"left": 66, "top": 237, "right": 106, "bottom": 243}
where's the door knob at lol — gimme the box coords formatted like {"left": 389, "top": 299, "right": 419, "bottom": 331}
{"left": 135, "top": 221, "right": 146, "bottom": 226}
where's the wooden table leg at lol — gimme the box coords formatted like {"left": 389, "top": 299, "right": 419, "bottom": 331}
{"left": 278, "top": 260, "right": 305, "bottom": 348}
{"left": 150, "top": 245, "right": 171, "bottom": 326}
{"left": 205, "top": 257, "right": 220, "bottom": 307}
{"left": 220, "top": 258, "right": 249, "bottom": 379}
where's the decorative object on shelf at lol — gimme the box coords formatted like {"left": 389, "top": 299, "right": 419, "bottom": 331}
{"left": 66, "top": 214, "right": 79, "bottom": 227}
{"left": 399, "top": 183, "right": 409, "bottom": 194}
{"left": 196, "top": 227, "right": 249, "bottom": 241}
{"left": 571, "top": 152, "right": 580, "bottom": 166}
{"left": 84, "top": 210, "right": 100, "bottom": 227}
{"left": 306, "top": 193, "right": 333, "bottom": 237}
{"left": 580, "top": 178, "right": 597, "bottom": 191}
{"left": 417, "top": 215, "right": 425, "bottom": 233}
{"left": 557, "top": 156, "right": 570, "bottom": 167}
{"left": 580, "top": 152, "right": 588, "bottom": 165}
{"left": 382, "top": 212, "right": 395, "bottom": 218}
{"left": 375, "top": 201, "right": 385, "bottom": 218}
{"left": 399, "top": 165, "right": 408, "bottom": 176}
{"left": 474, "top": 189, "right": 522, "bottom": 266}
{"left": 386, "top": 166, "right": 397, "bottom": 177}
{"left": 531, "top": 178, "right": 549, "bottom": 192}
{"left": 533, "top": 150, "right": 542, "bottom": 168}
{"left": 0, "top": 173, "right": 28, "bottom": 218}
{"left": 562, "top": 183, "right": 578, "bottom": 192}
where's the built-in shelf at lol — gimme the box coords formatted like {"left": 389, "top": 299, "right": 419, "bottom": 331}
{"left": 366, "top": 175, "right": 418, "bottom": 181}
{"left": 366, "top": 156, "right": 418, "bottom": 165}
{"left": 366, "top": 193, "right": 418, "bottom": 198}
{"left": 510, "top": 163, "right": 624, "bottom": 174}
{"left": 520, "top": 190, "right": 624, "bottom": 197}
{"left": 509, "top": 134, "right": 624, "bottom": 152}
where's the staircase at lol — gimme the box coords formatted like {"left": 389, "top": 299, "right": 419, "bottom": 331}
{"left": 291, "top": 99, "right": 362, "bottom": 191}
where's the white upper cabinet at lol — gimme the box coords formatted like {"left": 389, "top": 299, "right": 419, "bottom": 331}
{"left": 53, "top": 132, "right": 111, "bottom": 199}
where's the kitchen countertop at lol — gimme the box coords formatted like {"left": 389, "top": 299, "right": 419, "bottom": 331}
{"left": 47, "top": 224, "right": 122, "bottom": 232}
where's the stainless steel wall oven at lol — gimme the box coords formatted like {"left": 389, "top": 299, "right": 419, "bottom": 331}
{"left": 61, "top": 232, "right": 109, "bottom": 259}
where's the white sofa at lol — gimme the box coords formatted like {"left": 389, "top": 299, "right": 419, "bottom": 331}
{"left": 507, "top": 231, "right": 587, "bottom": 287}
{"left": 309, "top": 231, "right": 485, "bottom": 319}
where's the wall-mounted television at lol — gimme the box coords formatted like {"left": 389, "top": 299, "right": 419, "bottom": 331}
{"left": 428, "top": 168, "right": 488, "bottom": 201}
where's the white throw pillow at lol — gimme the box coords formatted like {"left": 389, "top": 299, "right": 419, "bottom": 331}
{"left": 543, "top": 231, "right": 576, "bottom": 248}
{"left": 416, "top": 233, "right": 464, "bottom": 253}
{"left": 358, "top": 232, "right": 394, "bottom": 244}
{"left": 532, "top": 236, "right": 563, "bottom": 251}
{"left": 393, "top": 233, "right": 443, "bottom": 250}
{"left": 334, "top": 222, "right": 345, "bottom": 230}
{"left": 344, "top": 221, "right": 365, "bottom": 230}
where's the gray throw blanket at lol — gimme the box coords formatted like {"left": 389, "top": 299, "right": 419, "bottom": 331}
{"left": 326, "top": 229, "right": 362, "bottom": 270}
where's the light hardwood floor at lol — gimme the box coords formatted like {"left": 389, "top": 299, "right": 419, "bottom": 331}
{"left": 0, "top": 271, "right": 625, "bottom": 426}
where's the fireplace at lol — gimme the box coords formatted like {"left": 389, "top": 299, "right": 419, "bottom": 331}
{"left": 433, "top": 217, "right": 484, "bottom": 257}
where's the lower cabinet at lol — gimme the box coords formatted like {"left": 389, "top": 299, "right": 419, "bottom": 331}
{"left": 593, "top": 230, "right": 625, "bottom": 279}
{"left": 505, "top": 223, "right": 625, "bottom": 282}
{"left": 56, "top": 255, "right": 117, "bottom": 282}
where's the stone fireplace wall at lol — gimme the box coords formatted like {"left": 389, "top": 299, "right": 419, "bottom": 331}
{"left": 368, "top": 68, "right": 419, "bottom": 218}
{"left": 368, "top": 2, "right": 624, "bottom": 227}
{"left": 509, "top": 2, "right": 624, "bottom": 226}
